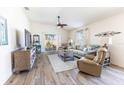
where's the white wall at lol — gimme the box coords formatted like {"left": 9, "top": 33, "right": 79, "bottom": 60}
{"left": 0, "top": 7, "right": 29, "bottom": 84}
{"left": 88, "top": 12, "right": 124, "bottom": 67}
{"left": 30, "top": 22, "right": 69, "bottom": 51}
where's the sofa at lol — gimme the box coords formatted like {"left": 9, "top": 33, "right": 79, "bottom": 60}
{"left": 69, "top": 45, "right": 100, "bottom": 58}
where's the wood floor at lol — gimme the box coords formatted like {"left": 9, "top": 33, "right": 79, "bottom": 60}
{"left": 5, "top": 53, "right": 124, "bottom": 85}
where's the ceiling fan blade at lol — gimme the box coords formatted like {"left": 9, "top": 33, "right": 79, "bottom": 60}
{"left": 62, "top": 24, "right": 68, "bottom": 26}
{"left": 57, "top": 23, "right": 61, "bottom": 26}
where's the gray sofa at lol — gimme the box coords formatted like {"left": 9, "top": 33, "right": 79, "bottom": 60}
{"left": 69, "top": 45, "right": 100, "bottom": 58}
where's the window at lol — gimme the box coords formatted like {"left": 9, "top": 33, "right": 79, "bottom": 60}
{"left": 75, "top": 31, "right": 84, "bottom": 46}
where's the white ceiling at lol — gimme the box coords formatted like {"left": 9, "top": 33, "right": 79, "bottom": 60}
{"left": 24, "top": 7, "right": 124, "bottom": 31}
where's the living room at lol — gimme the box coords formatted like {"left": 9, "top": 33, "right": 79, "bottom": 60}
{"left": 1, "top": 7, "right": 124, "bottom": 86}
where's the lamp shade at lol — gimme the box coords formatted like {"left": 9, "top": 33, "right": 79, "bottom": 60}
{"left": 70, "top": 39, "right": 73, "bottom": 43}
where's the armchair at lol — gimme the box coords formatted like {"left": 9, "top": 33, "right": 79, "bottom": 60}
{"left": 77, "top": 47, "right": 107, "bottom": 76}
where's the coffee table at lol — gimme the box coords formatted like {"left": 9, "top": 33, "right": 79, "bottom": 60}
{"left": 58, "top": 50, "right": 74, "bottom": 62}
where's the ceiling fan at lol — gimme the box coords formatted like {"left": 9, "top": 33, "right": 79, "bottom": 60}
{"left": 57, "top": 16, "right": 68, "bottom": 28}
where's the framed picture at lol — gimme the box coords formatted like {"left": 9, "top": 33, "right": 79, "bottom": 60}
{"left": 45, "top": 34, "right": 56, "bottom": 40}
{"left": 0, "top": 16, "right": 8, "bottom": 45}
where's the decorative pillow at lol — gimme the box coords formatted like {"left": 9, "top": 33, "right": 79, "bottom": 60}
{"left": 86, "top": 46, "right": 91, "bottom": 51}
{"left": 83, "top": 48, "right": 88, "bottom": 51}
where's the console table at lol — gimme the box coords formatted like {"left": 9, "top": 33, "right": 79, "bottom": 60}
{"left": 12, "top": 47, "right": 36, "bottom": 73}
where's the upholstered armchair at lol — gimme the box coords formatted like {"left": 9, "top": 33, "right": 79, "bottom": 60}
{"left": 77, "top": 47, "right": 107, "bottom": 76}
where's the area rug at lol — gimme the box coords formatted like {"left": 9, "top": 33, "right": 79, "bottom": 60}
{"left": 48, "top": 54, "right": 77, "bottom": 73}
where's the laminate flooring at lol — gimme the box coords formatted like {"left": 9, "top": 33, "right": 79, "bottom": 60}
{"left": 5, "top": 53, "right": 124, "bottom": 85}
